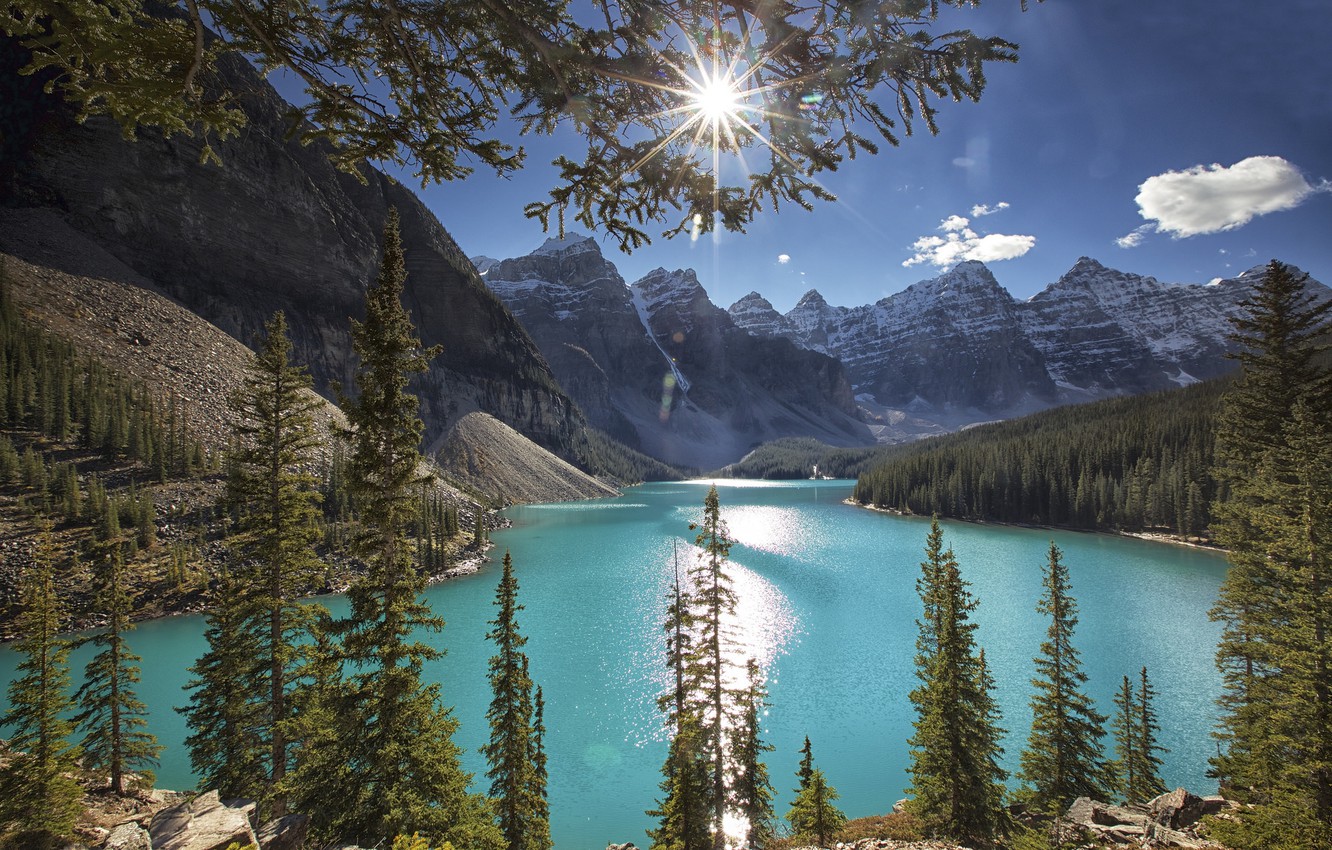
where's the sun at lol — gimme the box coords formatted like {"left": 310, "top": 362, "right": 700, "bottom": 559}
{"left": 692, "top": 71, "right": 743, "bottom": 123}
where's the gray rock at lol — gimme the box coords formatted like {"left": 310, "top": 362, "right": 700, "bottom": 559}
{"left": 607, "top": 843, "right": 641, "bottom": 850}
{"left": 1149, "top": 787, "right": 1211, "bottom": 829}
{"left": 1144, "top": 820, "right": 1209, "bottom": 848}
{"left": 1066, "top": 796, "right": 1124, "bottom": 827}
{"left": 221, "top": 798, "right": 258, "bottom": 830}
{"left": 104, "top": 822, "right": 152, "bottom": 850}
{"left": 257, "top": 813, "right": 310, "bottom": 850}
{"left": 149, "top": 790, "right": 259, "bottom": 850}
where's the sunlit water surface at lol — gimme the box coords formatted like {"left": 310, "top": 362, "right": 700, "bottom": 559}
{"left": 0, "top": 480, "right": 1228, "bottom": 848}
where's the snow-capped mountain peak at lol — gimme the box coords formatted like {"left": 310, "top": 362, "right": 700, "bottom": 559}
{"left": 532, "top": 232, "right": 600, "bottom": 257}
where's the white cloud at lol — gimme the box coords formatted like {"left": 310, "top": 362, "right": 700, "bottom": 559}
{"left": 777, "top": 253, "right": 791, "bottom": 264}
{"left": 1133, "top": 156, "right": 1330, "bottom": 238}
{"left": 903, "top": 209, "right": 1036, "bottom": 268}
{"left": 1115, "top": 224, "right": 1152, "bottom": 249}
{"left": 966, "top": 233, "right": 1038, "bottom": 263}
{"left": 970, "top": 201, "right": 1010, "bottom": 217}
{"left": 952, "top": 157, "right": 976, "bottom": 168}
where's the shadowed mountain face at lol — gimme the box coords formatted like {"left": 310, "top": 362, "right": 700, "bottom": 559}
{"left": 477, "top": 237, "right": 873, "bottom": 468}
{"left": 2, "top": 40, "right": 584, "bottom": 461}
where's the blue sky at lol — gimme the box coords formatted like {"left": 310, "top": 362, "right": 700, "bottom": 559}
{"left": 397, "top": 0, "right": 1332, "bottom": 310}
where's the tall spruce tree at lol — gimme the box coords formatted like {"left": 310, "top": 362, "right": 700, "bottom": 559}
{"left": 1209, "top": 260, "right": 1332, "bottom": 848}
{"left": 732, "top": 658, "right": 775, "bottom": 850}
{"left": 796, "top": 736, "right": 814, "bottom": 793}
{"left": 687, "top": 485, "right": 740, "bottom": 850}
{"left": 0, "top": 531, "right": 83, "bottom": 842}
{"left": 529, "top": 681, "right": 553, "bottom": 850}
{"left": 312, "top": 209, "right": 498, "bottom": 847}
{"left": 181, "top": 563, "right": 266, "bottom": 801}
{"left": 1112, "top": 666, "right": 1167, "bottom": 803}
{"left": 650, "top": 541, "right": 711, "bottom": 850}
{"left": 1111, "top": 676, "right": 1137, "bottom": 803}
{"left": 1018, "top": 542, "right": 1110, "bottom": 813}
{"left": 73, "top": 546, "right": 161, "bottom": 794}
{"left": 483, "top": 552, "right": 549, "bottom": 850}
{"left": 224, "top": 310, "right": 325, "bottom": 818}
{"left": 786, "top": 766, "right": 845, "bottom": 848}
{"left": 905, "top": 519, "right": 1007, "bottom": 845}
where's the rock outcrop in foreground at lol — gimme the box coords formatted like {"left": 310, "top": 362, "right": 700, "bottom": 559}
{"left": 1062, "top": 787, "right": 1236, "bottom": 848}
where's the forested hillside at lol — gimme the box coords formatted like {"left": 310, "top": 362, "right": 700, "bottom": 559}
{"left": 851, "top": 380, "right": 1225, "bottom": 536}
{"left": 718, "top": 437, "right": 894, "bottom": 480}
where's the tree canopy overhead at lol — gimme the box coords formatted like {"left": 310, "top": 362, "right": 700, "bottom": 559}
{"left": 5, "top": 0, "right": 1035, "bottom": 250}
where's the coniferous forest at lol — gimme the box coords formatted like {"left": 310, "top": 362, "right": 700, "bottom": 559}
{"left": 852, "top": 381, "right": 1224, "bottom": 537}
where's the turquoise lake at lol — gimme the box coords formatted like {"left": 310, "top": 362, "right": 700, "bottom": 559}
{"left": 0, "top": 480, "right": 1229, "bottom": 847}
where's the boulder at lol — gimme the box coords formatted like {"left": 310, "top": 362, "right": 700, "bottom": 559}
{"left": 607, "top": 844, "right": 640, "bottom": 850}
{"left": 222, "top": 797, "right": 258, "bottom": 830}
{"left": 104, "top": 822, "right": 152, "bottom": 850}
{"left": 1144, "top": 821, "right": 1210, "bottom": 848}
{"left": 257, "top": 813, "right": 310, "bottom": 850}
{"left": 1066, "top": 796, "right": 1127, "bottom": 827}
{"left": 150, "top": 788, "right": 191, "bottom": 805}
{"left": 1149, "top": 787, "right": 1215, "bottom": 829}
{"left": 149, "top": 790, "right": 260, "bottom": 850}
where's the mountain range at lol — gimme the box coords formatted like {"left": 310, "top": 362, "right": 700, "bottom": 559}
{"left": 481, "top": 238, "right": 1329, "bottom": 457}
{"left": 475, "top": 236, "right": 868, "bottom": 468}
{"left": 728, "top": 258, "right": 1288, "bottom": 410}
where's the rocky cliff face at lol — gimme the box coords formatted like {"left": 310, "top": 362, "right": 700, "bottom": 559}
{"left": 2, "top": 41, "right": 586, "bottom": 462}
{"left": 1020, "top": 257, "right": 1256, "bottom": 393}
{"left": 729, "top": 257, "right": 1330, "bottom": 427}
{"left": 479, "top": 235, "right": 664, "bottom": 448}
{"left": 478, "top": 239, "right": 872, "bottom": 468}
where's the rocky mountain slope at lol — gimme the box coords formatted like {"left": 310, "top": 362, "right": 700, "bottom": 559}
{"left": 0, "top": 209, "right": 613, "bottom": 505}
{"left": 476, "top": 236, "right": 873, "bottom": 468}
{"left": 729, "top": 258, "right": 1329, "bottom": 431}
{"left": 2, "top": 36, "right": 587, "bottom": 469}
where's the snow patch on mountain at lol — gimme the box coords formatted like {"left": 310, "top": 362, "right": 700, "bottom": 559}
{"left": 630, "top": 285, "right": 691, "bottom": 395}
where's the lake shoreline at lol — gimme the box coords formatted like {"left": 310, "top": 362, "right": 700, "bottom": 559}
{"left": 846, "top": 498, "right": 1227, "bottom": 554}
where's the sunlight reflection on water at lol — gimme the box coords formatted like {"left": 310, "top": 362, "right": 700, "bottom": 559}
{"left": 639, "top": 540, "right": 798, "bottom": 744}
{"left": 725, "top": 505, "right": 811, "bottom": 559}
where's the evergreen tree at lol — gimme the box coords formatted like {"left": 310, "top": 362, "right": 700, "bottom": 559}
{"left": 224, "top": 310, "right": 325, "bottom": 819}
{"left": 786, "top": 767, "right": 846, "bottom": 848}
{"left": 731, "top": 659, "right": 775, "bottom": 850}
{"left": 0, "top": 531, "right": 83, "bottom": 842}
{"left": 1018, "top": 542, "right": 1110, "bottom": 813}
{"left": 649, "top": 542, "right": 711, "bottom": 850}
{"left": 1133, "top": 667, "right": 1167, "bottom": 800}
{"left": 529, "top": 683, "right": 553, "bottom": 850}
{"left": 905, "top": 519, "right": 1007, "bottom": 845}
{"left": 1111, "top": 676, "right": 1137, "bottom": 803}
{"left": 1209, "top": 260, "right": 1332, "bottom": 848}
{"left": 312, "top": 209, "right": 498, "bottom": 847}
{"left": 796, "top": 736, "right": 814, "bottom": 794}
{"left": 73, "top": 547, "right": 161, "bottom": 795}
{"left": 181, "top": 564, "right": 265, "bottom": 801}
{"left": 483, "top": 552, "right": 549, "bottom": 850}
{"left": 687, "top": 485, "right": 740, "bottom": 850}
